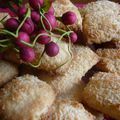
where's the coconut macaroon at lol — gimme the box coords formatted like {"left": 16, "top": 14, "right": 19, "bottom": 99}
{"left": 41, "top": 100, "right": 95, "bottom": 120}
{"left": 0, "top": 75, "right": 56, "bottom": 120}
{"left": 34, "top": 36, "right": 71, "bottom": 73}
{"left": 96, "top": 48, "right": 120, "bottom": 59}
{"left": 53, "top": 0, "right": 82, "bottom": 31}
{"left": 96, "top": 49, "right": 120, "bottom": 75}
{"left": 0, "top": 60, "right": 18, "bottom": 87}
{"left": 82, "top": 0, "right": 120, "bottom": 44}
{"left": 83, "top": 72, "right": 120, "bottom": 120}
{"left": 38, "top": 45, "right": 99, "bottom": 101}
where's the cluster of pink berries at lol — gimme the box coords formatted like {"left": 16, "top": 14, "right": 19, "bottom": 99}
{"left": 0, "top": 0, "right": 78, "bottom": 64}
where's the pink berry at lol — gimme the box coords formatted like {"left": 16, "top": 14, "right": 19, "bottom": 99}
{"left": 21, "top": 18, "right": 34, "bottom": 34}
{"left": 31, "top": 11, "right": 40, "bottom": 23}
{"left": 18, "top": 5, "right": 27, "bottom": 18}
{"left": 20, "top": 47, "right": 35, "bottom": 62}
{"left": 62, "top": 11, "right": 77, "bottom": 25}
{"left": 38, "top": 30, "right": 51, "bottom": 44}
{"left": 45, "top": 42, "right": 59, "bottom": 57}
{"left": 42, "top": 13, "right": 57, "bottom": 30}
{"left": 5, "top": 18, "right": 19, "bottom": 31}
{"left": 48, "top": 5, "right": 54, "bottom": 15}
{"left": 69, "top": 32, "right": 78, "bottom": 43}
{"left": 16, "top": 32, "right": 30, "bottom": 48}
{"left": 29, "top": 0, "right": 44, "bottom": 10}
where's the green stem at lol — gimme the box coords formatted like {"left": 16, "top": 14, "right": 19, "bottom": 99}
{"left": 40, "top": 11, "right": 52, "bottom": 32}
{"left": 0, "top": 43, "right": 8, "bottom": 48}
{"left": 53, "top": 34, "right": 73, "bottom": 70}
{"left": 21, "top": 33, "right": 52, "bottom": 47}
{"left": 0, "top": 15, "right": 8, "bottom": 24}
{"left": 14, "top": 48, "right": 19, "bottom": 53}
{"left": 59, "top": 31, "right": 73, "bottom": 41}
{"left": 16, "top": 8, "right": 31, "bottom": 36}
{"left": 68, "top": 35, "right": 73, "bottom": 60}
{"left": 67, "top": 26, "right": 71, "bottom": 31}
{"left": 2, "top": 30, "right": 16, "bottom": 37}
{"left": 0, "top": 39, "right": 10, "bottom": 42}
{"left": 29, "top": 49, "right": 45, "bottom": 68}
{"left": 55, "top": 28, "right": 67, "bottom": 33}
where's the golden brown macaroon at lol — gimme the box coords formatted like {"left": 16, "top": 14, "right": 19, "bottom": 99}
{"left": 96, "top": 49, "right": 120, "bottom": 75}
{"left": 91, "top": 72, "right": 120, "bottom": 81}
{"left": 82, "top": 0, "right": 120, "bottom": 44}
{"left": 97, "top": 58, "right": 120, "bottom": 75}
{"left": 96, "top": 48, "right": 120, "bottom": 59}
{"left": 0, "top": 60, "right": 18, "bottom": 87}
{"left": 41, "top": 100, "right": 95, "bottom": 120}
{"left": 53, "top": 0, "right": 82, "bottom": 31}
{"left": 38, "top": 45, "right": 99, "bottom": 101}
{"left": 83, "top": 72, "right": 120, "bottom": 120}
{"left": 0, "top": 75, "right": 56, "bottom": 120}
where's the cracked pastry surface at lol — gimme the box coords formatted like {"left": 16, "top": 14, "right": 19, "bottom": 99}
{"left": 41, "top": 100, "right": 95, "bottom": 120}
{"left": 0, "top": 75, "right": 55, "bottom": 120}
{"left": 82, "top": 0, "right": 120, "bottom": 44}
{"left": 83, "top": 72, "right": 120, "bottom": 120}
{"left": 0, "top": 60, "right": 18, "bottom": 87}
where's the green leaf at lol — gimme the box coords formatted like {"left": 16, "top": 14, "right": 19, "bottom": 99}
{"left": 42, "top": 0, "right": 51, "bottom": 12}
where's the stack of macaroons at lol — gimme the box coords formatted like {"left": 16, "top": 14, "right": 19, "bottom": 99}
{"left": 0, "top": 0, "right": 120, "bottom": 120}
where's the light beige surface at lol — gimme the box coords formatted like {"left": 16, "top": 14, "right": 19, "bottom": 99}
{"left": 83, "top": 72, "right": 120, "bottom": 120}
{"left": 0, "top": 60, "right": 18, "bottom": 87}
{"left": 71, "top": 0, "right": 120, "bottom": 3}
{"left": 82, "top": 0, "right": 120, "bottom": 44}
{"left": 38, "top": 45, "right": 99, "bottom": 101}
{"left": 91, "top": 72, "right": 120, "bottom": 81}
{"left": 97, "top": 58, "right": 120, "bottom": 74}
{"left": 0, "top": 75, "right": 56, "bottom": 120}
{"left": 53, "top": 0, "right": 82, "bottom": 31}
{"left": 41, "top": 100, "right": 95, "bottom": 120}
{"left": 96, "top": 48, "right": 120, "bottom": 59}
{"left": 96, "top": 49, "right": 120, "bottom": 75}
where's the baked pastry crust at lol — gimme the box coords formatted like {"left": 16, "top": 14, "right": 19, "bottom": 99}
{"left": 97, "top": 58, "right": 120, "bottom": 75}
{"left": 83, "top": 72, "right": 120, "bottom": 120}
{"left": 82, "top": 0, "right": 120, "bottom": 44}
{"left": 0, "top": 75, "right": 55, "bottom": 120}
{"left": 96, "top": 49, "right": 120, "bottom": 75}
{"left": 0, "top": 60, "right": 18, "bottom": 87}
{"left": 41, "top": 100, "right": 95, "bottom": 120}
{"left": 96, "top": 48, "right": 120, "bottom": 59}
